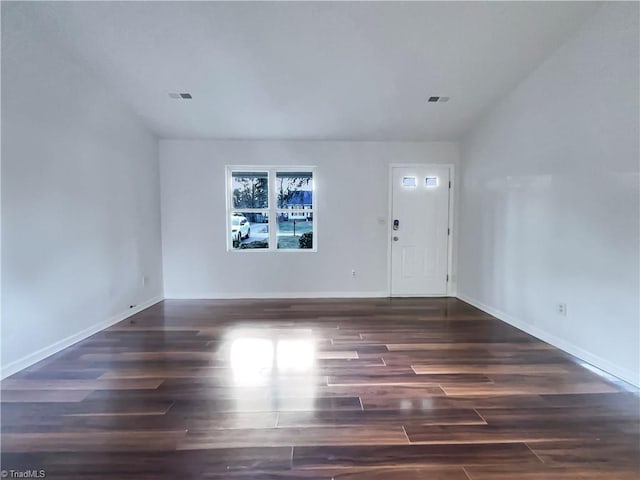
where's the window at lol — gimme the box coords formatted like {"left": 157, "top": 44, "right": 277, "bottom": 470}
{"left": 425, "top": 176, "right": 439, "bottom": 187}
{"left": 227, "top": 167, "right": 316, "bottom": 251}
{"left": 402, "top": 176, "right": 417, "bottom": 187}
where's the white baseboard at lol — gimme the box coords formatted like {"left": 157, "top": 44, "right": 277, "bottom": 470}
{"left": 165, "top": 291, "right": 390, "bottom": 300}
{"left": 457, "top": 293, "right": 640, "bottom": 388}
{"left": 391, "top": 294, "right": 451, "bottom": 298}
{"left": 1, "top": 295, "right": 164, "bottom": 379}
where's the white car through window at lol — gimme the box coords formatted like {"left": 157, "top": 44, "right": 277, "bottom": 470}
{"left": 231, "top": 214, "right": 250, "bottom": 243}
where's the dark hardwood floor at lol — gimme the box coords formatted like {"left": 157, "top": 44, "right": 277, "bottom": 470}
{"left": 1, "top": 298, "right": 638, "bottom": 479}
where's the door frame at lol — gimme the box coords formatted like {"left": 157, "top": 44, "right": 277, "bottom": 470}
{"left": 386, "top": 163, "right": 456, "bottom": 297}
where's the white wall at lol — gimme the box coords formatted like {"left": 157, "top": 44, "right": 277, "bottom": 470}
{"left": 1, "top": 5, "right": 164, "bottom": 377}
{"left": 458, "top": 3, "right": 639, "bottom": 385}
{"left": 160, "top": 140, "right": 458, "bottom": 298}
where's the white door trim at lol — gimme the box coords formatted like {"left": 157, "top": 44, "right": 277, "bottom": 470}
{"left": 387, "top": 163, "right": 455, "bottom": 297}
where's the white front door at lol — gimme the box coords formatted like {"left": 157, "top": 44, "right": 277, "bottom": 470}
{"left": 391, "top": 165, "right": 451, "bottom": 296}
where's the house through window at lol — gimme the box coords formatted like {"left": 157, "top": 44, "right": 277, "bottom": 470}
{"left": 227, "top": 167, "right": 316, "bottom": 251}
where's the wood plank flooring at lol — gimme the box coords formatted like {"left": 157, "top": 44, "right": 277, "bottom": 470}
{"left": 1, "top": 298, "right": 638, "bottom": 479}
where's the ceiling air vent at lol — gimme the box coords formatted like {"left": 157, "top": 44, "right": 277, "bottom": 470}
{"left": 169, "top": 93, "right": 192, "bottom": 99}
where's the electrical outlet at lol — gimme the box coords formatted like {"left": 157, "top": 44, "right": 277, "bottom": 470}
{"left": 557, "top": 303, "right": 567, "bottom": 316}
{"left": 351, "top": 269, "right": 356, "bottom": 277}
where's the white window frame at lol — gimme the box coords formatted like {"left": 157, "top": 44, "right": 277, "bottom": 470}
{"left": 226, "top": 166, "right": 317, "bottom": 252}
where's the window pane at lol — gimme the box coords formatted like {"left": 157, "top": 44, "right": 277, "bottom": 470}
{"left": 276, "top": 172, "right": 313, "bottom": 209}
{"left": 425, "top": 176, "right": 438, "bottom": 187}
{"left": 231, "top": 212, "right": 269, "bottom": 250}
{"left": 402, "top": 176, "right": 417, "bottom": 187}
{"left": 232, "top": 172, "right": 269, "bottom": 209}
{"left": 277, "top": 215, "right": 313, "bottom": 249}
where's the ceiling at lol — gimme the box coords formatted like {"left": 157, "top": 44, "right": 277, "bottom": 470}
{"left": 4, "top": 1, "right": 600, "bottom": 140}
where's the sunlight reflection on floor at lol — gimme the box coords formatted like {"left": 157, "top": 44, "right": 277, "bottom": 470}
{"left": 226, "top": 330, "right": 318, "bottom": 411}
